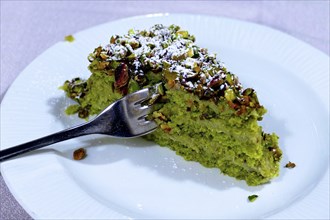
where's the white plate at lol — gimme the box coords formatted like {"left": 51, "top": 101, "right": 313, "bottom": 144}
{"left": 1, "top": 14, "right": 329, "bottom": 219}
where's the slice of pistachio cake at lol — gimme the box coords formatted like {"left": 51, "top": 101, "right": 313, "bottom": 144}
{"left": 61, "top": 24, "right": 282, "bottom": 186}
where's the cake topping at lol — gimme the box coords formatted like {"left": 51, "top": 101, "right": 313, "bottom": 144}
{"left": 86, "top": 24, "right": 263, "bottom": 115}
{"left": 115, "top": 63, "right": 129, "bottom": 90}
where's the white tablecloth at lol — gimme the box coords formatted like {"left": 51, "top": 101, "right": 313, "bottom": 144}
{"left": 1, "top": 1, "right": 329, "bottom": 219}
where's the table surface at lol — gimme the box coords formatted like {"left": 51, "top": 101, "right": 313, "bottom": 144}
{"left": 1, "top": 1, "right": 329, "bottom": 219}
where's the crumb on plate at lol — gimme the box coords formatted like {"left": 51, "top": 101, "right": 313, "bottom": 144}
{"left": 248, "top": 194, "right": 258, "bottom": 202}
{"left": 73, "top": 148, "right": 86, "bottom": 160}
{"left": 64, "top": 35, "right": 75, "bottom": 42}
{"left": 285, "top": 161, "right": 296, "bottom": 169}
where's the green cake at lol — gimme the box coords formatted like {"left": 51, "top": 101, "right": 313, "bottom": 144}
{"left": 61, "top": 24, "right": 282, "bottom": 186}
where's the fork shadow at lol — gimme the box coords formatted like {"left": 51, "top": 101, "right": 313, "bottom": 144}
{"left": 42, "top": 95, "right": 291, "bottom": 192}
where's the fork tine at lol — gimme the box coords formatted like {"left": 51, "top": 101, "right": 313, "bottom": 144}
{"left": 125, "top": 87, "right": 152, "bottom": 105}
{"left": 134, "top": 105, "right": 153, "bottom": 119}
{"left": 136, "top": 120, "right": 158, "bottom": 132}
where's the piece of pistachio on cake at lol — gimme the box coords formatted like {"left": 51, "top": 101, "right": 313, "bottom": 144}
{"left": 62, "top": 24, "right": 282, "bottom": 186}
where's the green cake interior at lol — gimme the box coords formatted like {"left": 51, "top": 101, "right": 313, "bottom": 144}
{"left": 61, "top": 24, "right": 282, "bottom": 186}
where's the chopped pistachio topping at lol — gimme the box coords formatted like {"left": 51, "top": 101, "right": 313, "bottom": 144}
{"left": 85, "top": 24, "right": 263, "bottom": 117}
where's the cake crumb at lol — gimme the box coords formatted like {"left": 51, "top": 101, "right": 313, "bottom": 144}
{"left": 73, "top": 148, "right": 87, "bottom": 160}
{"left": 64, "top": 35, "right": 75, "bottom": 42}
{"left": 248, "top": 194, "right": 258, "bottom": 202}
{"left": 285, "top": 161, "right": 296, "bottom": 168}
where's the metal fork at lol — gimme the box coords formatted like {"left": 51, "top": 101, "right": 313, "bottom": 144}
{"left": 0, "top": 87, "right": 158, "bottom": 162}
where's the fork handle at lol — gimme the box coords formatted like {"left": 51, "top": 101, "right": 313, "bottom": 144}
{"left": 0, "top": 122, "right": 97, "bottom": 162}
